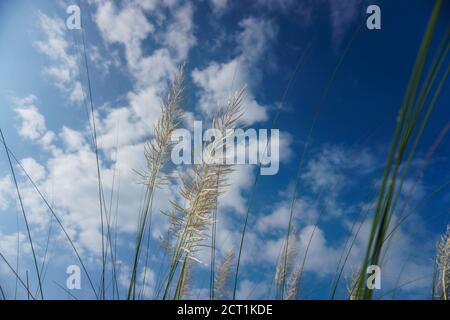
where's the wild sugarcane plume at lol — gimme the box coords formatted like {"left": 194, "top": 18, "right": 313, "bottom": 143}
{"left": 347, "top": 269, "right": 361, "bottom": 300}
{"left": 285, "top": 266, "right": 302, "bottom": 300}
{"left": 275, "top": 233, "right": 297, "bottom": 299}
{"left": 162, "top": 88, "right": 245, "bottom": 299}
{"left": 128, "top": 64, "right": 185, "bottom": 299}
{"left": 354, "top": 0, "right": 448, "bottom": 299}
{"left": 214, "top": 251, "right": 235, "bottom": 300}
{"left": 433, "top": 225, "right": 449, "bottom": 300}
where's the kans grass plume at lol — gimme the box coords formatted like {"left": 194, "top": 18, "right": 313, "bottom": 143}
{"left": 128, "top": 64, "right": 185, "bottom": 299}
{"left": 214, "top": 251, "right": 235, "bottom": 300}
{"left": 162, "top": 88, "right": 245, "bottom": 299}
{"left": 433, "top": 225, "right": 449, "bottom": 300}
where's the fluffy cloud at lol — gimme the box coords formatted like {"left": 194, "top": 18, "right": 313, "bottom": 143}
{"left": 327, "top": 0, "right": 365, "bottom": 48}
{"left": 3, "top": 1, "right": 197, "bottom": 262}
{"left": 91, "top": 0, "right": 198, "bottom": 155}
{"left": 13, "top": 95, "right": 46, "bottom": 140}
{"left": 245, "top": 143, "right": 434, "bottom": 296}
{"left": 256, "top": 0, "right": 366, "bottom": 47}
{"left": 210, "top": 0, "right": 229, "bottom": 14}
{"left": 12, "top": 95, "right": 56, "bottom": 152}
{"left": 192, "top": 17, "right": 278, "bottom": 125}
{"left": 19, "top": 158, "right": 46, "bottom": 182}
{"left": 0, "top": 232, "right": 30, "bottom": 276}
{"left": 1, "top": 1, "right": 201, "bottom": 261}
{"left": 159, "top": 3, "right": 196, "bottom": 61}
{"left": 94, "top": 0, "right": 194, "bottom": 88}
{"left": 95, "top": 1, "right": 154, "bottom": 64}
{"left": 34, "top": 12, "right": 84, "bottom": 104}
{"left": 14, "top": 105, "right": 47, "bottom": 141}
{"left": 237, "top": 17, "right": 278, "bottom": 64}
{"left": 60, "top": 126, "right": 87, "bottom": 152}
{"left": 302, "top": 145, "right": 376, "bottom": 193}
{"left": 0, "top": 176, "right": 13, "bottom": 211}
{"left": 192, "top": 59, "right": 269, "bottom": 124}
{"left": 0, "top": 0, "right": 441, "bottom": 301}
{"left": 236, "top": 279, "right": 269, "bottom": 299}
{"left": 219, "top": 166, "right": 254, "bottom": 215}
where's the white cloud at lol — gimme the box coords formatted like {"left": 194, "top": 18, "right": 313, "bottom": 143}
{"left": 159, "top": 3, "right": 196, "bottom": 61}
{"left": 12, "top": 95, "right": 56, "bottom": 151}
{"left": 69, "top": 81, "right": 85, "bottom": 104}
{"left": 34, "top": 12, "right": 82, "bottom": 103}
{"left": 60, "top": 126, "right": 87, "bottom": 152}
{"left": 0, "top": 176, "right": 13, "bottom": 211}
{"left": 40, "top": 131, "right": 56, "bottom": 150}
{"left": 13, "top": 2, "right": 197, "bottom": 255}
{"left": 210, "top": 0, "right": 229, "bottom": 14}
{"left": 236, "top": 279, "right": 269, "bottom": 299}
{"left": 97, "top": 107, "right": 147, "bottom": 154}
{"left": 12, "top": 95, "right": 46, "bottom": 139}
{"left": 92, "top": 0, "right": 197, "bottom": 150}
{"left": 0, "top": 232, "right": 30, "bottom": 276}
{"left": 127, "top": 86, "right": 163, "bottom": 128}
{"left": 256, "top": 0, "right": 365, "bottom": 47}
{"left": 296, "top": 225, "right": 341, "bottom": 274}
{"left": 136, "top": 0, "right": 160, "bottom": 11}
{"left": 256, "top": 0, "right": 296, "bottom": 11}
{"left": 88, "top": 45, "right": 121, "bottom": 76}
{"left": 192, "top": 59, "right": 269, "bottom": 125}
{"left": 42, "top": 147, "right": 109, "bottom": 254}
{"left": 94, "top": 0, "right": 193, "bottom": 88}
{"left": 192, "top": 17, "right": 278, "bottom": 125}
{"left": 256, "top": 193, "right": 320, "bottom": 235}
{"left": 2, "top": 1, "right": 201, "bottom": 261}
{"left": 246, "top": 143, "right": 435, "bottom": 293}
{"left": 237, "top": 17, "right": 278, "bottom": 64}
{"left": 14, "top": 105, "right": 46, "bottom": 141}
{"left": 219, "top": 166, "right": 254, "bottom": 215}
{"left": 256, "top": 204, "right": 291, "bottom": 234}
{"left": 95, "top": 2, "right": 154, "bottom": 56}
{"left": 19, "top": 158, "right": 46, "bottom": 182}
{"left": 33, "top": 13, "right": 74, "bottom": 65}
{"left": 327, "top": 0, "right": 364, "bottom": 48}
{"left": 302, "top": 145, "right": 376, "bottom": 193}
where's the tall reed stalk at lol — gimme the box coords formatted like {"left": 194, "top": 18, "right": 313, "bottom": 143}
{"left": 0, "top": 129, "right": 43, "bottom": 299}
{"left": 127, "top": 65, "right": 185, "bottom": 299}
{"left": 432, "top": 225, "right": 449, "bottom": 300}
{"left": 279, "top": 21, "right": 363, "bottom": 300}
{"left": 214, "top": 251, "right": 234, "bottom": 299}
{"left": 354, "top": 0, "right": 447, "bottom": 299}
{"left": 162, "top": 89, "right": 244, "bottom": 300}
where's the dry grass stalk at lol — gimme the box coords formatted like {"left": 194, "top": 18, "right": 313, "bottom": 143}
{"left": 275, "top": 233, "right": 297, "bottom": 299}
{"left": 162, "top": 88, "right": 245, "bottom": 299}
{"left": 128, "top": 64, "right": 185, "bottom": 299}
{"left": 347, "top": 269, "right": 361, "bottom": 300}
{"left": 285, "top": 266, "right": 301, "bottom": 300}
{"left": 214, "top": 251, "right": 235, "bottom": 300}
{"left": 434, "top": 225, "right": 449, "bottom": 300}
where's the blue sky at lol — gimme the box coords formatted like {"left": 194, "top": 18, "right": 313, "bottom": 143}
{"left": 0, "top": 0, "right": 449, "bottom": 300}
